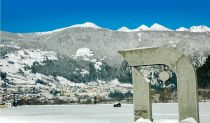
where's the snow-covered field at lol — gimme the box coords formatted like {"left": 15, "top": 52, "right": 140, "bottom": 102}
{"left": 0, "top": 103, "right": 210, "bottom": 123}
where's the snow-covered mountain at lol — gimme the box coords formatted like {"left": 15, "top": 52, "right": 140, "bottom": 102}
{"left": 117, "top": 23, "right": 210, "bottom": 32}
{"left": 70, "top": 22, "right": 101, "bottom": 29}
{"left": 136, "top": 24, "right": 150, "bottom": 31}
{"left": 117, "top": 24, "right": 150, "bottom": 32}
{"left": 176, "top": 27, "right": 189, "bottom": 31}
{"left": 189, "top": 25, "right": 210, "bottom": 32}
{"left": 35, "top": 22, "right": 102, "bottom": 35}
{"left": 176, "top": 25, "right": 210, "bottom": 32}
{"left": 117, "top": 27, "right": 133, "bottom": 32}
{"left": 1, "top": 24, "right": 209, "bottom": 67}
{"left": 1, "top": 22, "right": 210, "bottom": 104}
{"left": 1, "top": 25, "right": 209, "bottom": 86}
{"left": 20, "top": 22, "right": 210, "bottom": 34}
{"left": 149, "top": 23, "right": 172, "bottom": 31}
{"left": 117, "top": 23, "right": 172, "bottom": 32}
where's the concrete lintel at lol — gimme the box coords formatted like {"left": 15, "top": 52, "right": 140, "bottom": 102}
{"left": 118, "top": 47, "right": 184, "bottom": 69}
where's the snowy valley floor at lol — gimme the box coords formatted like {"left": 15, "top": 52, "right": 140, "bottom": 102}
{"left": 0, "top": 103, "right": 210, "bottom": 123}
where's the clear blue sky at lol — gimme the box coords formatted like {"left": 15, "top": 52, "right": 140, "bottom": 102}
{"left": 1, "top": 0, "right": 210, "bottom": 33}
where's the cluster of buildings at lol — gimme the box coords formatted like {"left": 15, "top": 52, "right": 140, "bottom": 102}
{"left": 0, "top": 79, "right": 133, "bottom": 105}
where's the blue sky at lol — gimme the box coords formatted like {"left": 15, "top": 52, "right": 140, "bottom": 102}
{"left": 1, "top": 0, "right": 210, "bottom": 32}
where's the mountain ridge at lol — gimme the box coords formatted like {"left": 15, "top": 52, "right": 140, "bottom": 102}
{"left": 2, "top": 22, "right": 210, "bottom": 34}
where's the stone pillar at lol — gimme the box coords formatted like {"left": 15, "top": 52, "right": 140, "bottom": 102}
{"left": 176, "top": 57, "right": 199, "bottom": 122}
{"left": 132, "top": 67, "right": 152, "bottom": 121}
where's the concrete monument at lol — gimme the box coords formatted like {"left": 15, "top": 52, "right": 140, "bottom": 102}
{"left": 118, "top": 47, "right": 199, "bottom": 122}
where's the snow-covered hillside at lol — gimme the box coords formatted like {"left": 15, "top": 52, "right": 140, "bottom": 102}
{"left": 0, "top": 48, "right": 58, "bottom": 84}
{"left": 73, "top": 48, "right": 103, "bottom": 70}
{"left": 0, "top": 46, "right": 133, "bottom": 103}
{"left": 74, "top": 48, "right": 94, "bottom": 59}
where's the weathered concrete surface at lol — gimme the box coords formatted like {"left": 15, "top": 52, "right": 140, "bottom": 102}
{"left": 118, "top": 47, "right": 199, "bottom": 122}
{"left": 118, "top": 47, "right": 184, "bottom": 70}
{"left": 132, "top": 67, "right": 152, "bottom": 121}
{"left": 176, "top": 56, "right": 199, "bottom": 122}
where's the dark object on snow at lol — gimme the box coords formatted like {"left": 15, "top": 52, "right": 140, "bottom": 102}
{"left": 94, "top": 96, "right": 97, "bottom": 104}
{"left": 113, "top": 102, "right": 121, "bottom": 107}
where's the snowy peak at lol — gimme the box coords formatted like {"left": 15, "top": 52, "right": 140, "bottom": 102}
{"left": 117, "top": 23, "right": 171, "bottom": 32}
{"left": 35, "top": 22, "right": 101, "bottom": 35}
{"left": 176, "top": 25, "right": 210, "bottom": 32}
{"left": 149, "top": 23, "right": 172, "bottom": 31}
{"left": 117, "top": 24, "right": 210, "bottom": 32}
{"left": 132, "top": 24, "right": 150, "bottom": 31}
{"left": 117, "top": 27, "right": 132, "bottom": 32}
{"left": 176, "top": 27, "right": 189, "bottom": 31}
{"left": 137, "top": 24, "right": 150, "bottom": 30}
{"left": 189, "top": 25, "right": 210, "bottom": 32}
{"left": 70, "top": 22, "right": 101, "bottom": 29}
{"left": 32, "top": 22, "right": 210, "bottom": 35}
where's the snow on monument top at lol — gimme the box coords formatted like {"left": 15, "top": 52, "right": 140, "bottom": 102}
{"left": 135, "top": 117, "right": 197, "bottom": 123}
